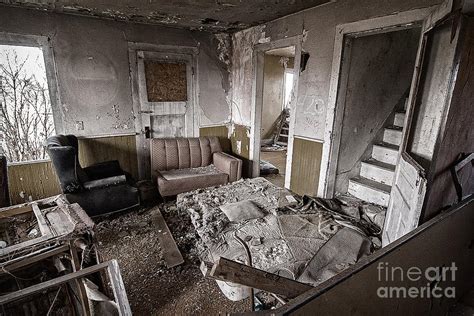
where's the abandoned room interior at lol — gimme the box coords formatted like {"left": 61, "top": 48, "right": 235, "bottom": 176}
{"left": 0, "top": 0, "right": 472, "bottom": 314}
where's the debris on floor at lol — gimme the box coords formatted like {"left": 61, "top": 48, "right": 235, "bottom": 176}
{"left": 261, "top": 144, "right": 287, "bottom": 152}
{"left": 94, "top": 203, "right": 250, "bottom": 315}
{"left": 0, "top": 195, "right": 130, "bottom": 315}
{"left": 260, "top": 160, "right": 280, "bottom": 175}
{"left": 177, "top": 178, "right": 386, "bottom": 304}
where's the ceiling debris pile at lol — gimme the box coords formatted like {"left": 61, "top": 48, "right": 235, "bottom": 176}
{"left": 0, "top": 196, "right": 131, "bottom": 315}
{"left": 177, "top": 178, "right": 386, "bottom": 308}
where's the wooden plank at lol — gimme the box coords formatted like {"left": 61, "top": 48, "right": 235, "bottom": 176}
{"left": 275, "top": 197, "right": 474, "bottom": 315}
{"left": 108, "top": 259, "right": 132, "bottom": 315}
{"left": 150, "top": 206, "right": 184, "bottom": 268}
{"left": 0, "top": 203, "right": 32, "bottom": 219}
{"left": 206, "top": 257, "right": 312, "bottom": 299}
{"left": 0, "top": 244, "right": 70, "bottom": 276}
{"left": 32, "top": 203, "right": 50, "bottom": 236}
{"left": 0, "top": 261, "right": 109, "bottom": 304}
{"left": 69, "top": 241, "right": 92, "bottom": 316}
{"left": 0, "top": 259, "right": 131, "bottom": 316}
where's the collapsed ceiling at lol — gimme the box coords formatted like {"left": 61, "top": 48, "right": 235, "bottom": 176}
{"left": 0, "top": 0, "right": 331, "bottom": 33}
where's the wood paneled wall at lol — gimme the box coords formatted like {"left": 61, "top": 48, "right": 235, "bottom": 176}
{"left": 199, "top": 125, "right": 231, "bottom": 153}
{"left": 229, "top": 124, "right": 252, "bottom": 177}
{"left": 78, "top": 135, "right": 139, "bottom": 180}
{"left": 7, "top": 134, "right": 138, "bottom": 205}
{"left": 8, "top": 160, "right": 61, "bottom": 205}
{"left": 290, "top": 137, "right": 323, "bottom": 196}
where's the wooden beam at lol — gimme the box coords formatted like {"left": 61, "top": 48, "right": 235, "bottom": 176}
{"left": 205, "top": 257, "right": 312, "bottom": 299}
{"left": 0, "top": 245, "right": 70, "bottom": 276}
{"left": 0, "top": 259, "right": 131, "bottom": 316}
{"left": 0, "top": 261, "right": 110, "bottom": 305}
{"left": 150, "top": 206, "right": 184, "bottom": 268}
{"left": 69, "top": 241, "right": 92, "bottom": 316}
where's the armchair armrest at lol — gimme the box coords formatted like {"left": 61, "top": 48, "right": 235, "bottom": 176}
{"left": 83, "top": 160, "right": 123, "bottom": 180}
{"left": 83, "top": 175, "right": 127, "bottom": 190}
{"left": 213, "top": 152, "right": 242, "bottom": 183}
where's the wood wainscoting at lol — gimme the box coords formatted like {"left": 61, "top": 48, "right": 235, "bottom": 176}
{"left": 290, "top": 136, "right": 323, "bottom": 196}
{"left": 7, "top": 134, "right": 138, "bottom": 205}
{"left": 199, "top": 125, "right": 231, "bottom": 153}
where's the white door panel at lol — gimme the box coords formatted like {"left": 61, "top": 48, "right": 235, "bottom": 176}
{"left": 382, "top": 0, "right": 455, "bottom": 246}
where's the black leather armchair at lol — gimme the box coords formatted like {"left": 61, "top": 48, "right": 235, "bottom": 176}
{"left": 46, "top": 135, "right": 140, "bottom": 216}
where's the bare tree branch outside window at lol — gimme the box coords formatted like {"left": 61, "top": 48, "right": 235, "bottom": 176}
{"left": 0, "top": 45, "right": 55, "bottom": 163}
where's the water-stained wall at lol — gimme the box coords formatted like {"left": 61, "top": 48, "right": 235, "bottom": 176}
{"left": 230, "top": 0, "right": 441, "bottom": 194}
{"left": 0, "top": 6, "right": 231, "bottom": 136}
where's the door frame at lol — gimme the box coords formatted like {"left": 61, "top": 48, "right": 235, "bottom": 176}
{"left": 249, "top": 35, "right": 303, "bottom": 189}
{"left": 317, "top": 7, "right": 436, "bottom": 198}
{"left": 128, "top": 43, "right": 198, "bottom": 180}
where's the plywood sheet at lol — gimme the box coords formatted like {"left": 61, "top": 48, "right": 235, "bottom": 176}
{"left": 144, "top": 61, "right": 187, "bottom": 102}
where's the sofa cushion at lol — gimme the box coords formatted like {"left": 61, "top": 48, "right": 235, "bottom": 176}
{"left": 157, "top": 166, "right": 228, "bottom": 196}
{"left": 151, "top": 137, "right": 222, "bottom": 175}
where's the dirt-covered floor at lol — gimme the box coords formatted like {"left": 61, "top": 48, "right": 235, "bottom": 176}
{"left": 94, "top": 203, "right": 250, "bottom": 315}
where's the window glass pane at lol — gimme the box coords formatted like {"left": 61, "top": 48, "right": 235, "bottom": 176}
{"left": 144, "top": 61, "right": 187, "bottom": 102}
{"left": 0, "top": 45, "right": 55, "bottom": 162}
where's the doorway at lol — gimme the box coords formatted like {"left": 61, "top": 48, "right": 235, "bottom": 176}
{"left": 258, "top": 46, "right": 296, "bottom": 188}
{"left": 129, "top": 44, "right": 198, "bottom": 180}
{"left": 333, "top": 27, "right": 422, "bottom": 207}
{"left": 249, "top": 36, "right": 302, "bottom": 189}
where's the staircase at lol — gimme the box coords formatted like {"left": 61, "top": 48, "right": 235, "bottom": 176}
{"left": 273, "top": 109, "right": 290, "bottom": 146}
{"left": 348, "top": 111, "right": 406, "bottom": 207}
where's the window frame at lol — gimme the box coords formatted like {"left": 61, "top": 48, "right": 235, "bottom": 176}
{"left": 0, "top": 32, "right": 62, "bottom": 165}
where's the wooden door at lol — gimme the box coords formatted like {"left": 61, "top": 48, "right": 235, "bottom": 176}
{"left": 135, "top": 50, "right": 196, "bottom": 179}
{"left": 382, "top": 0, "right": 459, "bottom": 246}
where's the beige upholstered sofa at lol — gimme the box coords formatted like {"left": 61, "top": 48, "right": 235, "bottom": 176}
{"left": 151, "top": 137, "right": 242, "bottom": 197}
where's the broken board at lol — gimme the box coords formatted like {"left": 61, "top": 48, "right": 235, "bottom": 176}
{"left": 150, "top": 206, "right": 184, "bottom": 268}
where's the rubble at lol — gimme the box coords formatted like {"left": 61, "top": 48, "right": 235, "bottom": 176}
{"left": 177, "top": 178, "right": 386, "bottom": 302}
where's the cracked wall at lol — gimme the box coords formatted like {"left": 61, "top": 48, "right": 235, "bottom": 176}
{"left": 0, "top": 6, "right": 231, "bottom": 136}
{"left": 229, "top": 0, "right": 442, "bottom": 195}
{"left": 230, "top": 0, "right": 442, "bottom": 140}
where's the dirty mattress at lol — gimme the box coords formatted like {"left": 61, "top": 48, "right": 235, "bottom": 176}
{"left": 177, "top": 178, "right": 385, "bottom": 300}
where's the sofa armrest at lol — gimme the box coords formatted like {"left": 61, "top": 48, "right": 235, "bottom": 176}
{"left": 83, "top": 160, "right": 123, "bottom": 180}
{"left": 213, "top": 152, "right": 242, "bottom": 182}
{"left": 83, "top": 175, "right": 127, "bottom": 190}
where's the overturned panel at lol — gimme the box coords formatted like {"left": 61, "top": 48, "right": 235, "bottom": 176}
{"left": 144, "top": 61, "right": 187, "bottom": 102}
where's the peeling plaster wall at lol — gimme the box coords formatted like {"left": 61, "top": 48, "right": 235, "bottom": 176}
{"left": 0, "top": 6, "right": 231, "bottom": 136}
{"left": 231, "top": 0, "right": 442, "bottom": 140}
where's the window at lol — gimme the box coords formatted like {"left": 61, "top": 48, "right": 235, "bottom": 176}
{"left": 0, "top": 44, "right": 55, "bottom": 162}
{"left": 283, "top": 70, "right": 294, "bottom": 109}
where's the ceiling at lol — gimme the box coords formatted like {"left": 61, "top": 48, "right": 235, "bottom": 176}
{"left": 0, "top": 0, "right": 332, "bottom": 33}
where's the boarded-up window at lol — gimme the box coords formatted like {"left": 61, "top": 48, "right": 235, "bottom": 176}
{"left": 144, "top": 61, "right": 187, "bottom": 102}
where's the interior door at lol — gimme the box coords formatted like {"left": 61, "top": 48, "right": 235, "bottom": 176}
{"left": 382, "top": 0, "right": 458, "bottom": 246}
{"left": 135, "top": 50, "right": 195, "bottom": 179}
{"left": 137, "top": 51, "right": 195, "bottom": 138}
